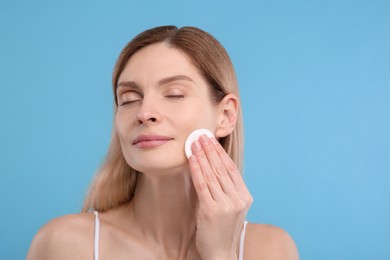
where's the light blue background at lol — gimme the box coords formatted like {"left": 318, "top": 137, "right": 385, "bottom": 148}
{"left": 1, "top": 0, "right": 389, "bottom": 259}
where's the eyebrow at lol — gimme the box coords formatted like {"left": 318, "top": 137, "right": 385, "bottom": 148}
{"left": 158, "top": 75, "right": 194, "bottom": 86}
{"left": 116, "top": 74, "right": 195, "bottom": 92}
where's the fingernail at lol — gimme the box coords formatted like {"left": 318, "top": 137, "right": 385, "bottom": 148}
{"left": 211, "top": 138, "right": 219, "bottom": 145}
{"left": 199, "top": 134, "right": 209, "bottom": 144}
{"left": 193, "top": 140, "right": 201, "bottom": 151}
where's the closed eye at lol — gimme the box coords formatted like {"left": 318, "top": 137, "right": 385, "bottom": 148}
{"left": 118, "top": 91, "right": 142, "bottom": 106}
{"left": 166, "top": 95, "right": 184, "bottom": 98}
{"left": 119, "top": 100, "right": 141, "bottom": 106}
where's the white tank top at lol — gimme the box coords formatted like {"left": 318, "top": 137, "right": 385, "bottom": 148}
{"left": 93, "top": 211, "right": 248, "bottom": 260}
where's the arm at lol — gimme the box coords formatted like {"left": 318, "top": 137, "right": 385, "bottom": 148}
{"left": 189, "top": 135, "right": 299, "bottom": 260}
{"left": 189, "top": 135, "right": 253, "bottom": 260}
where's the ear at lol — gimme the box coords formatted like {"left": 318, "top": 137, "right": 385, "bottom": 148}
{"left": 215, "top": 93, "right": 239, "bottom": 138}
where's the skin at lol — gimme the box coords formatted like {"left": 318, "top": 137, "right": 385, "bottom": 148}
{"left": 27, "top": 43, "right": 299, "bottom": 260}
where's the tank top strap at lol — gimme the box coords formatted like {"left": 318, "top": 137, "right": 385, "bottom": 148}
{"left": 238, "top": 220, "right": 248, "bottom": 260}
{"left": 93, "top": 211, "right": 100, "bottom": 260}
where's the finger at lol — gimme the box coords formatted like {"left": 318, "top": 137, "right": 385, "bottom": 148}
{"left": 199, "top": 135, "right": 237, "bottom": 196}
{"left": 212, "top": 137, "right": 251, "bottom": 195}
{"left": 192, "top": 139, "right": 224, "bottom": 201}
{"left": 188, "top": 154, "right": 213, "bottom": 203}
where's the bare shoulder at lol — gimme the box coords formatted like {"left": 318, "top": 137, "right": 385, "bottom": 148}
{"left": 27, "top": 212, "right": 95, "bottom": 260}
{"left": 244, "top": 223, "right": 299, "bottom": 260}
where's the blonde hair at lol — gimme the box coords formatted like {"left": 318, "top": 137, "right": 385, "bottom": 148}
{"left": 82, "top": 26, "right": 243, "bottom": 212}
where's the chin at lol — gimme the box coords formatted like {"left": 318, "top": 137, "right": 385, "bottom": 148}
{"left": 125, "top": 153, "right": 189, "bottom": 175}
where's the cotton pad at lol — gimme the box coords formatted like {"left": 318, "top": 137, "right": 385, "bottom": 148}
{"left": 184, "top": 128, "right": 215, "bottom": 159}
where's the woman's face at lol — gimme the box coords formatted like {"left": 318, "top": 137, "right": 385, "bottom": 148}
{"left": 115, "top": 43, "right": 220, "bottom": 175}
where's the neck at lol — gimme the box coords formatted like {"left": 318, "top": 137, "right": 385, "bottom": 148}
{"left": 128, "top": 167, "right": 199, "bottom": 257}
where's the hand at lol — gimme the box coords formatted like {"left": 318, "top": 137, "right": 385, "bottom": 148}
{"left": 189, "top": 135, "right": 253, "bottom": 260}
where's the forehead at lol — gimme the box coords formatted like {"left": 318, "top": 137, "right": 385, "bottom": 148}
{"left": 118, "top": 43, "right": 204, "bottom": 84}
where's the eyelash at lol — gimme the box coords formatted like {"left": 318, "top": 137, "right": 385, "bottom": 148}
{"left": 119, "top": 100, "right": 138, "bottom": 106}
{"left": 166, "top": 95, "right": 184, "bottom": 98}
{"left": 118, "top": 94, "right": 184, "bottom": 106}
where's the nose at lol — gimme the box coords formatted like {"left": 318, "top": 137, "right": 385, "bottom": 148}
{"left": 136, "top": 98, "right": 161, "bottom": 125}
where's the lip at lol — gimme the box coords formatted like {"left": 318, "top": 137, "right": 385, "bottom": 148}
{"left": 133, "top": 134, "right": 173, "bottom": 148}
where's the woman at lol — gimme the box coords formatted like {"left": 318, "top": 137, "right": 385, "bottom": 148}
{"left": 27, "top": 26, "right": 299, "bottom": 260}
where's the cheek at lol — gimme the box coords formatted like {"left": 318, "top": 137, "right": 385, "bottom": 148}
{"left": 174, "top": 104, "right": 218, "bottom": 135}
{"left": 115, "top": 111, "right": 131, "bottom": 142}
